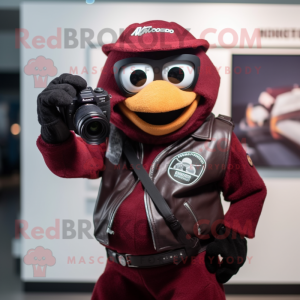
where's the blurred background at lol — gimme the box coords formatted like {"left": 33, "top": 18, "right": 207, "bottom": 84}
{"left": 1, "top": 0, "right": 300, "bottom": 299}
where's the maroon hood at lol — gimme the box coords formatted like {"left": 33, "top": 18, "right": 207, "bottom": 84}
{"left": 97, "top": 20, "right": 220, "bottom": 145}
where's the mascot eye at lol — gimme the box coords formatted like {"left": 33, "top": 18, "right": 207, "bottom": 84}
{"left": 162, "top": 61, "right": 195, "bottom": 89}
{"left": 119, "top": 63, "right": 154, "bottom": 93}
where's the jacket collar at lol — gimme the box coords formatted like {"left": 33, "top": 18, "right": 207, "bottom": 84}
{"left": 191, "top": 113, "right": 214, "bottom": 141}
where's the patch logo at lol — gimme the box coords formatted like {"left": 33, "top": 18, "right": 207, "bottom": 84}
{"left": 167, "top": 152, "right": 206, "bottom": 185}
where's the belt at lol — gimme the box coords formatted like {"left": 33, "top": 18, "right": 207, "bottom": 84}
{"left": 106, "top": 248, "right": 187, "bottom": 268}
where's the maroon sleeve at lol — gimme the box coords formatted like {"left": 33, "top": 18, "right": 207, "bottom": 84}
{"left": 36, "top": 132, "right": 107, "bottom": 179}
{"left": 221, "top": 132, "right": 267, "bottom": 238}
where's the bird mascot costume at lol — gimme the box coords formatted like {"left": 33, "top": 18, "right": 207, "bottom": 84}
{"left": 37, "top": 20, "right": 267, "bottom": 300}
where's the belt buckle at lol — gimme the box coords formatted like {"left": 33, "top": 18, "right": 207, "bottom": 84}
{"left": 117, "top": 254, "right": 136, "bottom": 267}
{"left": 125, "top": 254, "right": 137, "bottom": 268}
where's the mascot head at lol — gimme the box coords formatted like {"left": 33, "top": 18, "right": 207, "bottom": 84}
{"left": 98, "top": 20, "right": 220, "bottom": 144}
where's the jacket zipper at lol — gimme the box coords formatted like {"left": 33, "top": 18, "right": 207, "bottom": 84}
{"left": 183, "top": 202, "right": 201, "bottom": 236}
{"left": 145, "top": 140, "right": 182, "bottom": 249}
{"left": 144, "top": 192, "right": 156, "bottom": 249}
{"left": 107, "top": 143, "right": 144, "bottom": 235}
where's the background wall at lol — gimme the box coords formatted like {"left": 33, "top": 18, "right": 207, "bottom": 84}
{"left": 2, "top": 0, "right": 300, "bottom": 8}
{"left": 20, "top": 2, "right": 300, "bottom": 285}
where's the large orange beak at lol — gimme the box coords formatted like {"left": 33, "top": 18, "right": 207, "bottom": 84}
{"left": 118, "top": 80, "right": 199, "bottom": 136}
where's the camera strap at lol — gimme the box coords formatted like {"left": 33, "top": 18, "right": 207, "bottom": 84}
{"left": 123, "top": 139, "right": 201, "bottom": 257}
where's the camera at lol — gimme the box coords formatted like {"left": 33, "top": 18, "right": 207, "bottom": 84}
{"left": 59, "top": 87, "right": 111, "bottom": 145}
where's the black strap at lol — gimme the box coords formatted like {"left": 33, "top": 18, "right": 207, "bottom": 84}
{"left": 123, "top": 140, "right": 201, "bottom": 257}
{"left": 106, "top": 248, "right": 187, "bottom": 268}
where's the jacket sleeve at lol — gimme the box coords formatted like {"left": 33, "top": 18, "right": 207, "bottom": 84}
{"left": 220, "top": 132, "right": 267, "bottom": 238}
{"left": 36, "top": 132, "right": 107, "bottom": 179}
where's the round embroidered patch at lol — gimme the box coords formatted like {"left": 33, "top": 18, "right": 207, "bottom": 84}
{"left": 167, "top": 151, "right": 206, "bottom": 185}
{"left": 247, "top": 154, "right": 253, "bottom": 167}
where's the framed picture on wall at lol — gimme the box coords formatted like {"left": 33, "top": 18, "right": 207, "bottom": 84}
{"left": 230, "top": 49, "right": 300, "bottom": 168}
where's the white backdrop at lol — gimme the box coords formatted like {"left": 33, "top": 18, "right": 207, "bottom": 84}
{"left": 21, "top": 2, "right": 300, "bottom": 283}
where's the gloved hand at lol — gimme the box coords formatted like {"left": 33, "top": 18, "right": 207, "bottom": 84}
{"left": 205, "top": 226, "right": 247, "bottom": 283}
{"left": 37, "top": 73, "right": 87, "bottom": 144}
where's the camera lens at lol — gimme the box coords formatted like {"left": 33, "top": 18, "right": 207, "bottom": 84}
{"left": 87, "top": 121, "right": 102, "bottom": 136}
{"left": 73, "top": 104, "right": 110, "bottom": 145}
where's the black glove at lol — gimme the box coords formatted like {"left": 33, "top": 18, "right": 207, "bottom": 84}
{"left": 205, "top": 226, "right": 247, "bottom": 283}
{"left": 37, "top": 73, "right": 87, "bottom": 144}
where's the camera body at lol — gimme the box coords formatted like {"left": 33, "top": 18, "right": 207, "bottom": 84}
{"left": 59, "top": 87, "right": 111, "bottom": 145}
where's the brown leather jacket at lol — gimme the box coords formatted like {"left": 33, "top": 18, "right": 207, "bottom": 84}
{"left": 93, "top": 114, "right": 233, "bottom": 253}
